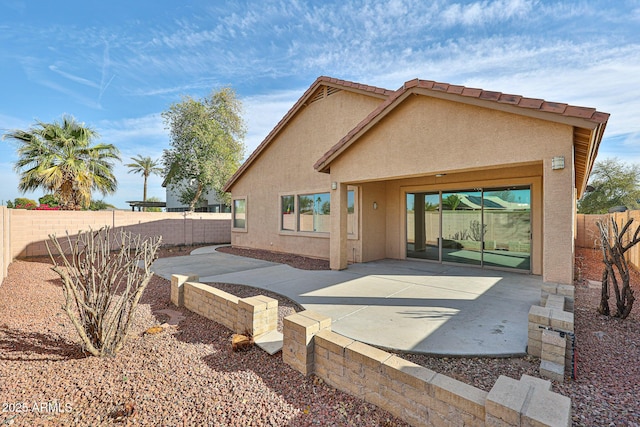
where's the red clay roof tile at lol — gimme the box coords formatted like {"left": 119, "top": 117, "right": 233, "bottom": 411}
{"left": 518, "top": 97, "right": 544, "bottom": 109}
{"left": 540, "top": 102, "right": 568, "bottom": 114}
{"left": 479, "top": 91, "right": 501, "bottom": 101}
{"left": 591, "top": 111, "right": 611, "bottom": 122}
{"left": 498, "top": 94, "right": 522, "bottom": 104}
{"left": 446, "top": 85, "right": 465, "bottom": 94}
{"left": 405, "top": 78, "right": 420, "bottom": 89}
{"left": 224, "top": 75, "right": 609, "bottom": 190}
{"left": 461, "top": 87, "right": 482, "bottom": 97}
{"left": 564, "top": 105, "right": 596, "bottom": 119}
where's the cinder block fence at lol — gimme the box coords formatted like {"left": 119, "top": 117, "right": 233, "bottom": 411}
{"left": 173, "top": 275, "right": 572, "bottom": 427}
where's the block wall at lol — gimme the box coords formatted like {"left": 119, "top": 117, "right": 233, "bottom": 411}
{"left": 0, "top": 206, "right": 8, "bottom": 282}
{"left": 528, "top": 292, "right": 574, "bottom": 383}
{"left": 172, "top": 278, "right": 571, "bottom": 427}
{"left": 285, "top": 310, "right": 571, "bottom": 427}
{"left": 6, "top": 210, "right": 231, "bottom": 259}
{"left": 175, "top": 276, "right": 277, "bottom": 337}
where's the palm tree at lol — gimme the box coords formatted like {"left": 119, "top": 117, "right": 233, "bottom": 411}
{"left": 3, "top": 115, "right": 120, "bottom": 210}
{"left": 125, "top": 155, "right": 163, "bottom": 210}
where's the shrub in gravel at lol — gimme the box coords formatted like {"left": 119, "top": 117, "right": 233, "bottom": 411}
{"left": 46, "top": 227, "right": 161, "bottom": 357}
{"left": 596, "top": 217, "right": 639, "bottom": 318}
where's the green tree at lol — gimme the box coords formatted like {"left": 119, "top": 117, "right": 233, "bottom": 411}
{"left": 3, "top": 115, "right": 120, "bottom": 210}
{"left": 125, "top": 155, "right": 163, "bottom": 211}
{"left": 39, "top": 194, "right": 60, "bottom": 208}
{"left": 578, "top": 158, "right": 640, "bottom": 214}
{"left": 12, "top": 197, "right": 38, "bottom": 209}
{"left": 162, "top": 87, "right": 246, "bottom": 211}
{"left": 88, "top": 199, "right": 116, "bottom": 211}
{"left": 145, "top": 196, "right": 163, "bottom": 212}
{"left": 443, "top": 194, "right": 462, "bottom": 211}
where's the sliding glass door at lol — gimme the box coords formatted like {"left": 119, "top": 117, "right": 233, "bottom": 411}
{"left": 441, "top": 190, "right": 482, "bottom": 266}
{"left": 406, "top": 186, "right": 531, "bottom": 271}
{"left": 406, "top": 193, "right": 440, "bottom": 261}
{"left": 482, "top": 187, "right": 531, "bottom": 270}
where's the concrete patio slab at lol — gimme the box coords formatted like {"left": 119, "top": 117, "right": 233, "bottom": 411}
{"left": 151, "top": 248, "right": 541, "bottom": 356}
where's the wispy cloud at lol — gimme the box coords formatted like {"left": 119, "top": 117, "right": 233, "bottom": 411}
{"left": 97, "top": 114, "right": 167, "bottom": 153}
{"left": 48, "top": 65, "right": 99, "bottom": 88}
{"left": 243, "top": 88, "right": 305, "bottom": 155}
{"left": 441, "top": 0, "right": 534, "bottom": 26}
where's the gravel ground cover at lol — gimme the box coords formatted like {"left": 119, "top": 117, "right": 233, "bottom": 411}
{"left": 219, "top": 246, "right": 640, "bottom": 426}
{"left": 1, "top": 245, "right": 639, "bottom": 426}
{"left": 0, "top": 250, "right": 406, "bottom": 426}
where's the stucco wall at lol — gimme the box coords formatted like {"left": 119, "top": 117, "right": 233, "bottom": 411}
{"left": 328, "top": 96, "right": 573, "bottom": 183}
{"left": 360, "top": 181, "right": 387, "bottom": 262}
{"left": 231, "top": 90, "right": 577, "bottom": 284}
{"left": 327, "top": 96, "right": 575, "bottom": 283}
{"left": 229, "top": 88, "right": 384, "bottom": 260}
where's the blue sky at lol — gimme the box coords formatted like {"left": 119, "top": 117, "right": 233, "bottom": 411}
{"left": 1, "top": 0, "right": 639, "bottom": 208}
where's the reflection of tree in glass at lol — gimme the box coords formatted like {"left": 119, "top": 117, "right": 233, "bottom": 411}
{"left": 490, "top": 191, "right": 516, "bottom": 203}
{"left": 299, "top": 196, "right": 313, "bottom": 212}
{"left": 425, "top": 201, "right": 438, "bottom": 211}
{"left": 469, "top": 220, "right": 487, "bottom": 241}
{"left": 443, "top": 194, "right": 461, "bottom": 210}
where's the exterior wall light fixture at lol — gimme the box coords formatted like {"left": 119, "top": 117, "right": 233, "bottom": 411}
{"left": 373, "top": 202, "right": 378, "bottom": 210}
{"left": 552, "top": 156, "right": 565, "bottom": 170}
{"left": 331, "top": 181, "right": 337, "bottom": 190}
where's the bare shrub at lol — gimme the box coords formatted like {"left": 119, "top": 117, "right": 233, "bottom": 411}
{"left": 597, "top": 217, "right": 639, "bottom": 319}
{"left": 47, "top": 227, "right": 161, "bottom": 356}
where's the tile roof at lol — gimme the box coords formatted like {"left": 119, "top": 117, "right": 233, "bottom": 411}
{"left": 314, "top": 78, "right": 610, "bottom": 173}
{"left": 223, "top": 76, "right": 392, "bottom": 192}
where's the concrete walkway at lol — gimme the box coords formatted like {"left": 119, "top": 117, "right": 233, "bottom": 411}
{"left": 151, "top": 246, "right": 541, "bottom": 356}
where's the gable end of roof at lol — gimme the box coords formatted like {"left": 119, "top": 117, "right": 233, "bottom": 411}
{"left": 314, "top": 78, "right": 610, "bottom": 173}
{"left": 223, "top": 76, "right": 392, "bottom": 192}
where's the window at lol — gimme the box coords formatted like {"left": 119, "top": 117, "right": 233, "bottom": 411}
{"left": 347, "top": 190, "right": 355, "bottom": 235}
{"left": 298, "top": 192, "right": 330, "bottom": 233}
{"left": 281, "top": 195, "right": 295, "bottom": 231}
{"left": 232, "top": 198, "right": 246, "bottom": 229}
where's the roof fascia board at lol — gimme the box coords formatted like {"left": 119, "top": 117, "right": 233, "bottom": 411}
{"left": 578, "top": 121, "right": 607, "bottom": 198}
{"left": 322, "top": 82, "right": 389, "bottom": 100}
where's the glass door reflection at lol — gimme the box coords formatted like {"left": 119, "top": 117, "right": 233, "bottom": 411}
{"left": 482, "top": 187, "right": 531, "bottom": 270}
{"left": 441, "top": 190, "right": 482, "bottom": 266}
{"left": 406, "top": 193, "right": 440, "bottom": 261}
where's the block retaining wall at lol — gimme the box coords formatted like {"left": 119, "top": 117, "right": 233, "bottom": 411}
{"left": 171, "top": 275, "right": 277, "bottom": 337}
{"left": 528, "top": 284, "right": 575, "bottom": 383}
{"left": 173, "top": 275, "right": 571, "bottom": 427}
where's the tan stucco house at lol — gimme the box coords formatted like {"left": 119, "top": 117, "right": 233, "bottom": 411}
{"left": 223, "top": 76, "right": 609, "bottom": 285}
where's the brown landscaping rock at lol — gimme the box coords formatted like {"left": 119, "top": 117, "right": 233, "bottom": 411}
{"left": 2, "top": 246, "right": 638, "bottom": 425}
{"left": 231, "top": 333, "right": 254, "bottom": 352}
